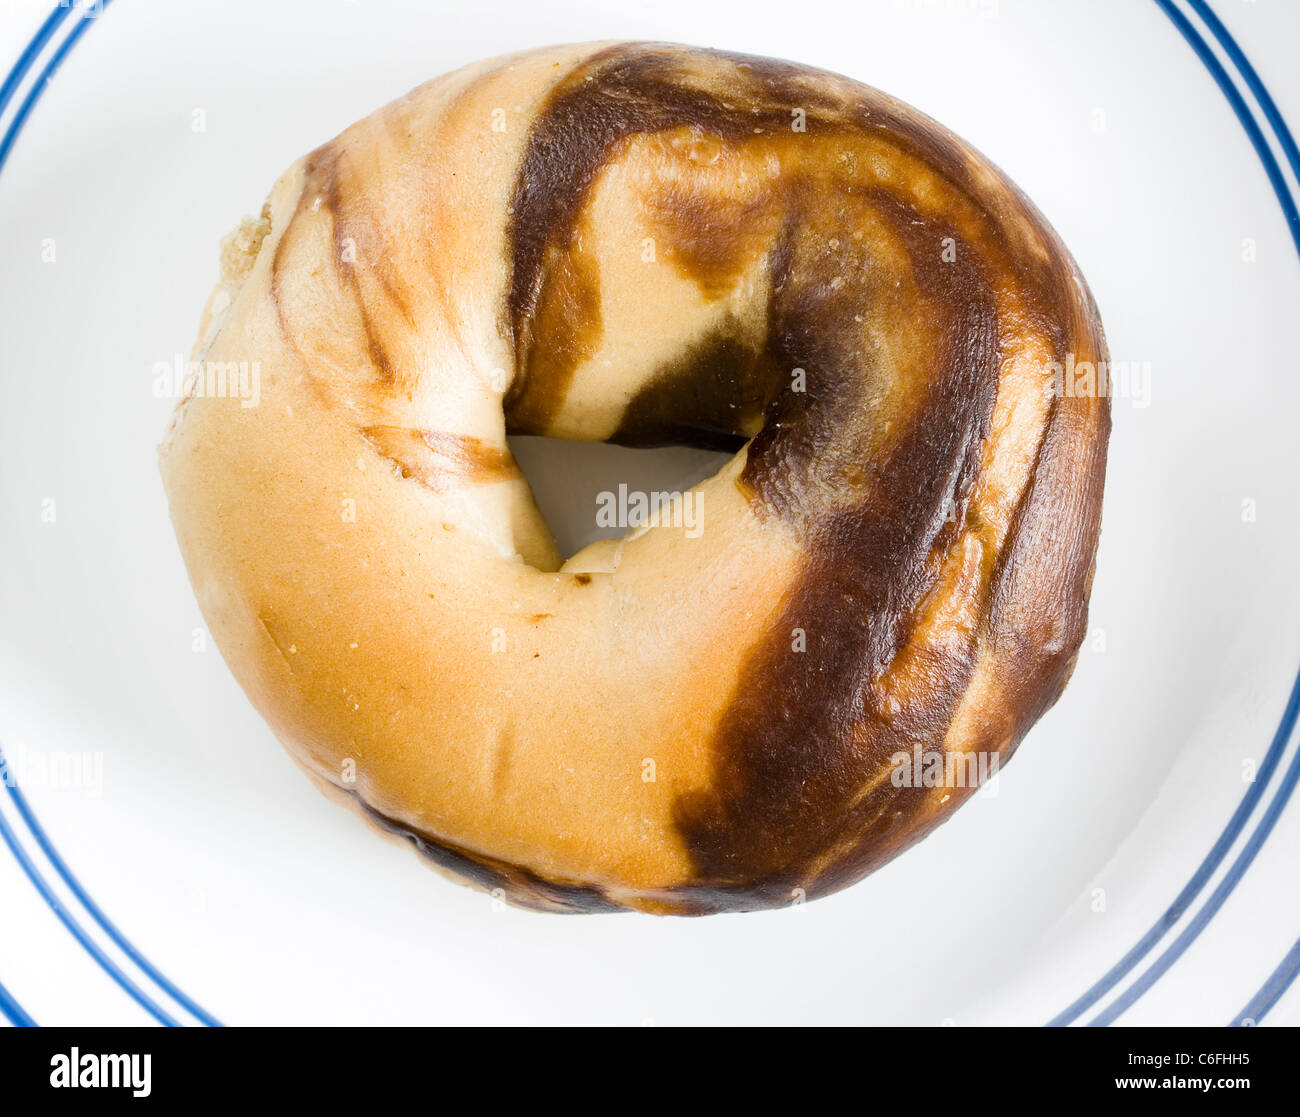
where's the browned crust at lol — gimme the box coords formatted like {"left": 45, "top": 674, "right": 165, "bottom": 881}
{"left": 361, "top": 426, "right": 522, "bottom": 494}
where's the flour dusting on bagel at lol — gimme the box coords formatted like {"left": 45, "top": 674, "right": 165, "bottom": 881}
{"left": 160, "top": 42, "right": 1109, "bottom": 915}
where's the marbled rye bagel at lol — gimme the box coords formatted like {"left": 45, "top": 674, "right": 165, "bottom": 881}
{"left": 160, "top": 42, "right": 1110, "bottom": 915}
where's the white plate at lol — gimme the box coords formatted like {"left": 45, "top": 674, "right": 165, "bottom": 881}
{"left": 2, "top": 0, "right": 1299, "bottom": 1027}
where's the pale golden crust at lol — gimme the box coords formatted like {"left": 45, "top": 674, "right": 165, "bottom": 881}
{"left": 159, "top": 42, "right": 1109, "bottom": 914}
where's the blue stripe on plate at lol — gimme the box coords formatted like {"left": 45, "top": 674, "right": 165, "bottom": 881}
{"left": 1188, "top": 0, "right": 1300, "bottom": 1027}
{"left": 2, "top": 768, "right": 222, "bottom": 1027}
{"left": 0, "top": 0, "right": 111, "bottom": 176}
{"left": 0, "top": 975, "right": 37, "bottom": 1027}
{"left": 0, "top": 2, "right": 73, "bottom": 119}
{"left": 1189, "top": 0, "right": 1300, "bottom": 236}
{"left": 0, "top": 789, "right": 181, "bottom": 1026}
{"left": 1088, "top": 700, "right": 1300, "bottom": 1024}
{"left": 1232, "top": 935, "right": 1300, "bottom": 1026}
{"left": 1052, "top": 666, "right": 1300, "bottom": 1024}
{"left": 1153, "top": 0, "right": 1300, "bottom": 257}
{"left": 1050, "top": 0, "right": 1300, "bottom": 1026}
{"left": 0, "top": 2, "right": 219, "bottom": 1028}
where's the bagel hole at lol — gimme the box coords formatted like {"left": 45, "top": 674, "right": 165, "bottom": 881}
{"left": 507, "top": 436, "right": 731, "bottom": 559}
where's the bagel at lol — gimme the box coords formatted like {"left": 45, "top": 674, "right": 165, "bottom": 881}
{"left": 160, "top": 42, "right": 1110, "bottom": 915}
